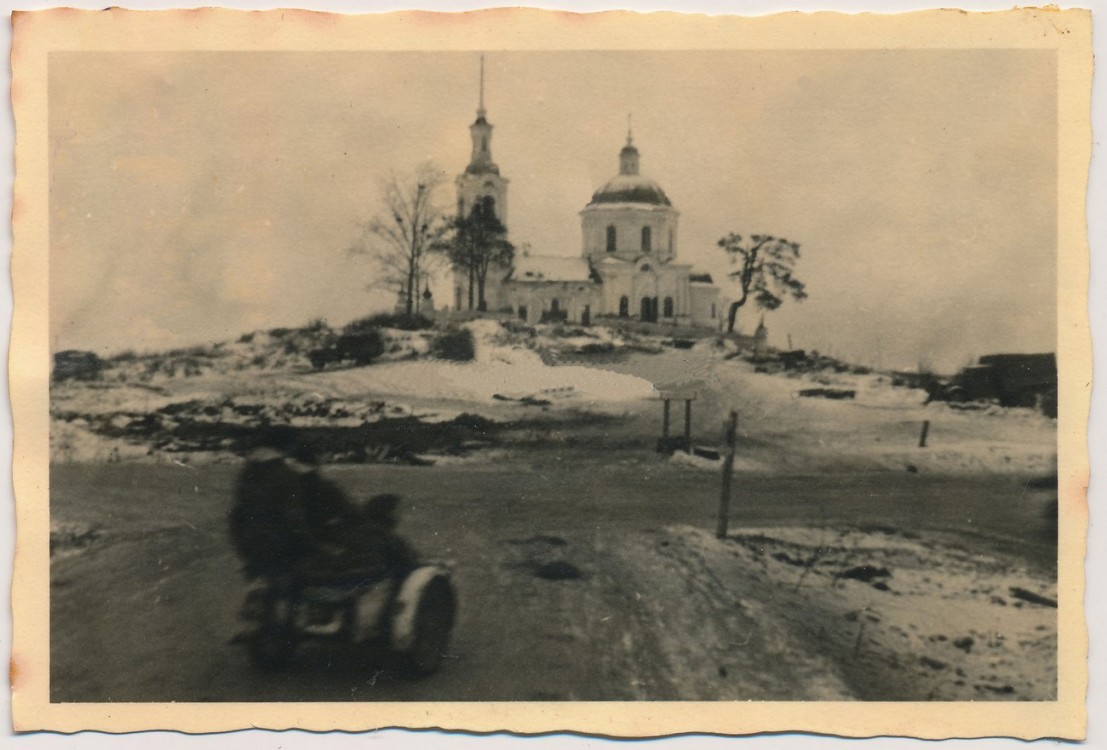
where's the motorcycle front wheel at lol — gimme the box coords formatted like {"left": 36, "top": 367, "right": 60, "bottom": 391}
{"left": 395, "top": 575, "right": 456, "bottom": 677}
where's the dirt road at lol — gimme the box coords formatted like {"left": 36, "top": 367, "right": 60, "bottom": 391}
{"left": 50, "top": 458, "right": 1056, "bottom": 702}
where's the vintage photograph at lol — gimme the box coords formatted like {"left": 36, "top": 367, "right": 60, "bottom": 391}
{"left": 10, "top": 5, "right": 1091, "bottom": 739}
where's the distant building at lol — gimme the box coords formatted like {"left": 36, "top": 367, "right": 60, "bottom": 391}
{"left": 450, "top": 60, "right": 720, "bottom": 328}
{"left": 957, "top": 353, "right": 1056, "bottom": 410}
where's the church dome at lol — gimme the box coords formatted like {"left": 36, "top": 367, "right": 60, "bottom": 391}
{"left": 587, "top": 135, "right": 672, "bottom": 207}
{"left": 588, "top": 173, "right": 671, "bottom": 207}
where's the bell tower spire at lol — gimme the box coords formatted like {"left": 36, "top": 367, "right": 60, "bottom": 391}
{"left": 467, "top": 54, "right": 497, "bottom": 175}
{"left": 478, "top": 54, "right": 486, "bottom": 119}
{"left": 457, "top": 54, "right": 509, "bottom": 225}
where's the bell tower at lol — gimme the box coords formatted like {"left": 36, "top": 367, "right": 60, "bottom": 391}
{"left": 456, "top": 55, "right": 509, "bottom": 227}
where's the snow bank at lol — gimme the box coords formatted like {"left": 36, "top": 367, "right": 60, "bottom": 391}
{"left": 669, "top": 450, "right": 765, "bottom": 473}
{"left": 52, "top": 420, "right": 150, "bottom": 463}
{"left": 306, "top": 319, "right": 657, "bottom": 406}
{"left": 851, "top": 375, "right": 929, "bottom": 408}
{"left": 311, "top": 357, "right": 655, "bottom": 406}
{"left": 671, "top": 524, "right": 1057, "bottom": 700}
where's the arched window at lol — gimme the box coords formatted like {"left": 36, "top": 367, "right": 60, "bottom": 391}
{"left": 480, "top": 195, "right": 496, "bottom": 218}
{"left": 668, "top": 228, "right": 674, "bottom": 253}
{"left": 481, "top": 135, "right": 488, "bottom": 152}
{"left": 550, "top": 298, "right": 560, "bottom": 313}
{"left": 641, "top": 226, "right": 652, "bottom": 253}
{"left": 663, "top": 297, "right": 674, "bottom": 318}
{"left": 711, "top": 302, "right": 716, "bottom": 318}
{"left": 606, "top": 225, "right": 617, "bottom": 253}
{"left": 619, "top": 296, "right": 629, "bottom": 317}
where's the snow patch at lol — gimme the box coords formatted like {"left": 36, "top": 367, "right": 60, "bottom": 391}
{"left": 668, "top": 450, "right": 764, "bottom": 473}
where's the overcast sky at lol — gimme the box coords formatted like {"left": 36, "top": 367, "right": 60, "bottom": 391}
{"left": 50, "top": 49, "right": 1056, "bottom": 372}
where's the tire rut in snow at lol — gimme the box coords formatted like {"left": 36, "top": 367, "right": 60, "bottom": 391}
{"left": 601, "top": 527, "right": 856, "bottom": 700}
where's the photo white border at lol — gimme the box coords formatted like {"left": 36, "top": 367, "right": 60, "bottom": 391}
{"left": 3, "top": 1, "right": 1100, "bottom": 747}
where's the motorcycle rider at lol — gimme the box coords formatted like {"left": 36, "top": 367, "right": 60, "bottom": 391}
{"left": 229, "top": 428, "right": 417, "bottom": 583}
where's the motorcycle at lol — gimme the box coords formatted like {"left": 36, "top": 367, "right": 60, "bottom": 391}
{"left": 234, "top": 562, "right": 457, "bottom": 676}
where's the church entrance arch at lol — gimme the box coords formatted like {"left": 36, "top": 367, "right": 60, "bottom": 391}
{"left": 640, "top": 296, "right": 659, "bottom": 323}
{"left": 619, "top": 296, "right": 629, "bottom": 317}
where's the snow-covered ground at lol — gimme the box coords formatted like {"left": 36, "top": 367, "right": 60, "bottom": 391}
{"left": 51, "top": 321, "right": 1054, "bottom": 475}
{"left": 661, "top": 524, "right": 1057, "bottom": 700}
{"left": 306, "top": 353, "right": 654, "bottom": 408}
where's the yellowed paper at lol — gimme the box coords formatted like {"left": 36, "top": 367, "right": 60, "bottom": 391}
{"left": 10, "top": 6, "right": 1091, "bottom": 739}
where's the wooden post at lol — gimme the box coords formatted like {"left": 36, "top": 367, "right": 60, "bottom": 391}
{"left": 716, "top": 411, "right": 738, "bottom": 540}
{"left": 684, "top": 399, "right": 693, "bottom": 445}
{"left": 918, "top": 419, "right": 930, "bottom": 448}
{"left": 662, "top": 399, "right": 671, "bottom": 438}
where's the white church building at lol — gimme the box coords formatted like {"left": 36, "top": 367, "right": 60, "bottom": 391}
{"left": 450, "top": 68, "right": 720, "bottom": 329}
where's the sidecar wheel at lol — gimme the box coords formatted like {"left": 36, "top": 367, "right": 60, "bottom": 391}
{"left": 249, "top": 624, "right": 295, "bottom": 671}
{"left": 396, "top": 576, "right": 456, "bottom": 677}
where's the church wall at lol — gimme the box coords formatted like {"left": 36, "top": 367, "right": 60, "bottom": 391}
{"left": 581, "top": 206, "right": 678, "bottom": 263}
{"left": 502, "top": 282, "right": 602, "bottom": 325}
{"left": 690, "top": 283, "right": 721, "bottom": 329}
{"left": 598, "top": 268, "right": 634, "bottom": 317}
{"left": 596, "top": 264, "right": 697, "bottom": 322}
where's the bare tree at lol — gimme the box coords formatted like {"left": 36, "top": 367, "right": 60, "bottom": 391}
{"left": 718, "top": 233, "right": 808, "bottom": 334}
{"left": 349, "top": 165, "right": 448, "bottom": 316}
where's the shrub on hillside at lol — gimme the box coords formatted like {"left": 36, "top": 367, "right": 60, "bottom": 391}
{"left": 430, "top": 329, "right": 475, "bottom": 361}
{"left": 336, "top": 330, "right": 386, "bottom": 366}
{"left": 52, "top": 350, "right": 103, "bottom": 382}
{"left": 346, "top": 312, "right": 434, "bottom": 333}
{"left": 166, "top": 344, "right": 210, "bottom": 358}
{"left": 309, "top": 329, "right": 385, "bottom": 369}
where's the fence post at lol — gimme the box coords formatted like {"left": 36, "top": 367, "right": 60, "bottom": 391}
{"left": 716, "top": 411, "right": 739, "bottom": 540}
{"left": 918, "top": 419, "right": 930, "bottom": 448}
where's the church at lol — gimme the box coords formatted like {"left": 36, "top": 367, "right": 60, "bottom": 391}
{"left": 451, "top": 66, "right": 721, "bottom": 329}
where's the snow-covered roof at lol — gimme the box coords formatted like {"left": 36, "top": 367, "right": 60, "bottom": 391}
{"left": 510, "top": 255, "right": 597, "bottom": 283}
